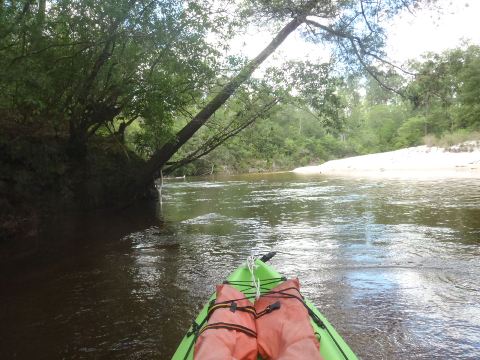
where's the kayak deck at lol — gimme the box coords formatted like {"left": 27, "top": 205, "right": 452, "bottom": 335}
{"left": 172, "top": 258, "right": 357, "bottom": 360}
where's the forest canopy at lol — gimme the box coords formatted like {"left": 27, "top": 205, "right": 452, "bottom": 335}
{"left": 170, "top": 44, "right": 480, "bottom": 175}
{"left": 2, "top": 0, "right": 479, "bottom": 211}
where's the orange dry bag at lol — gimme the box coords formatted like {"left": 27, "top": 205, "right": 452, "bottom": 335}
{"left": 194, "top": 284, "right": 257, "bottom": 360}
{"left": 255, "top": 278, "right": 323, "bottom": 360}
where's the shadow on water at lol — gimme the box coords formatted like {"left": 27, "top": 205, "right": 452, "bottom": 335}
{"left": 1, "top": 200, "right": 160, "bottom": 273}
{"left": 1, "top": 174, "right": 480, "bottom": 359}
{"left": 0, "top": 199, "right": 190, "bottom": 358}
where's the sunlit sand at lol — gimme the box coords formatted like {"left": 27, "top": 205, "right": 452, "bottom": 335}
{"left": 293, "top": 142, "right": 480, "bottom": 178}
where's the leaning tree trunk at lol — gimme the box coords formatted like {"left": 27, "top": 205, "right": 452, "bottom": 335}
{"left": 136, "top": 16, "right": 305, "bottom": 193}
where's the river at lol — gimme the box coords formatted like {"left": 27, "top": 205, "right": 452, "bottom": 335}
{"left": 1, "top": 173, "right": 479, "bottom": 359}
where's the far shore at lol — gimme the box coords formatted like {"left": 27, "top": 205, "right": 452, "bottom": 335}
{"left": 292, "top": 141, "right": 480, "bottom": 179}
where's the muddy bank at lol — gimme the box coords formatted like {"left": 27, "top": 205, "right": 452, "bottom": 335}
{"left": 0, "top": 129, "right": 154, "bottom": 243}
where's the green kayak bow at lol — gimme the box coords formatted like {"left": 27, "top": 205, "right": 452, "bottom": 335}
{"left": 172, "top": 253, "right": 358, "bottom": 360}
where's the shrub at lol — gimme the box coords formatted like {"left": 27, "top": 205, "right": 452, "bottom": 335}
{"left": 422, "top": 130, "right": 480, "bottom": 148}
{"left": 423, "top": 134, "right": 437, "bottom": 147}
{"left": 395, "top": 116, "right": 426, "bottom": 148}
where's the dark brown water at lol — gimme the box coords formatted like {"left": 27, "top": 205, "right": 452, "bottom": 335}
{"left": 1, "top": 173, "right": 480, "bottom": 359}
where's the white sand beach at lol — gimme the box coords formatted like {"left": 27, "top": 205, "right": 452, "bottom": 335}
{"left": 292, "top": 141, "right": 480, "bottom": 179}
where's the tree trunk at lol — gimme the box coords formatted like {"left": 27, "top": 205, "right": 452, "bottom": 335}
{"left": 137, "top": 16, "right": 305, "bottom": 192}
{"left": 33, "top": 0, "right": 45, "bottom": 45}
{"left": 37, "top": 0, "right": 45, "bottom": 26}
{"left": 67, "top": 121, "right": 88, "bottom": 160}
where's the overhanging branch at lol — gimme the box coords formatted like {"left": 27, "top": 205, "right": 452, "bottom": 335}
{"left": 305, "top": 19, "right": 411, "bottom": 95}
{"left": 162, "top": 98, "right": 279, "bottom": 174}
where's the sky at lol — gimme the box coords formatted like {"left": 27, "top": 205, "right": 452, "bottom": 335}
{"left": 231, "top": 0, "right": 480, "bottom": 68}
{"left": 386, "top": 0, "right": 480, "bottom": 62}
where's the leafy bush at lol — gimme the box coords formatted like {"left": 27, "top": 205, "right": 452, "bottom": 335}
{"left": 395, "top": 116, "right": 426, "bottom": 148}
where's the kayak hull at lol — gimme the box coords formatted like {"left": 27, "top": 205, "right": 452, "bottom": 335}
{"left": 172, "top": 259, "right": 357, "bottom": 360}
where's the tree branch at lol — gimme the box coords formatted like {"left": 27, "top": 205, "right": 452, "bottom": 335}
{"left": 138, "top": 15, "right": 306, "bottom": 187}
{"left": 360, "top": 0, "right": 375, "bottom": 34}
{"left": 162, "top": 98, "right": 279, "bottom": 174}
{"left": 304, "top": 19, "right": 411, "bottom": 94}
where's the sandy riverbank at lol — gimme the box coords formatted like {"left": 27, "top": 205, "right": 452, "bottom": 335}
{"left": 292, "top": 142, "right": 480, "bottom": 178}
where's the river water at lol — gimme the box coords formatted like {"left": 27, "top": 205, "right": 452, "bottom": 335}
{"left": 1, "top": 173, "right": 479, "bottom": 359}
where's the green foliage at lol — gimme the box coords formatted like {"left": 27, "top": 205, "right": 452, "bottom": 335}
{"left": 395, "top": 116, "right": 426, "bottom": 148}
{"left": 346, "top": 104, "right": 407, "bottom": 153}
{"left": 169, "top": 102, "right": 354, "bottom": 176}
{"left": 406, "top": 45, "right": 480, "bottom": 133}
{"left": 156, "top": 56, "right": 346, "bottom": 175}
{"left": 0, "top": 0, "right": 453, "bottom": 238}
{"left": 423, "top": 130, "right": 480, "bottom": 148}
{"left": 455, "top": 54, "right": 480, "bottom": 129}
{"left": 171, "top": 45, "right": 480, "bottom": 176}
{"left": 0, "top": 0, "right": 230, "bottom": 151}
{"left": 0, "top": 0, "right": 474, "bottom": 180}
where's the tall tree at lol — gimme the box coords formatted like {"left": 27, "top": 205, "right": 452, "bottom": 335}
{"left": 406, "top": 45, "right": 480, "bottom": 133}
{"left": 136, "top": 0, "right": 430, "bottom": 193}
{"left": 0, "top": 0, "right": 437, "bottom": 203}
